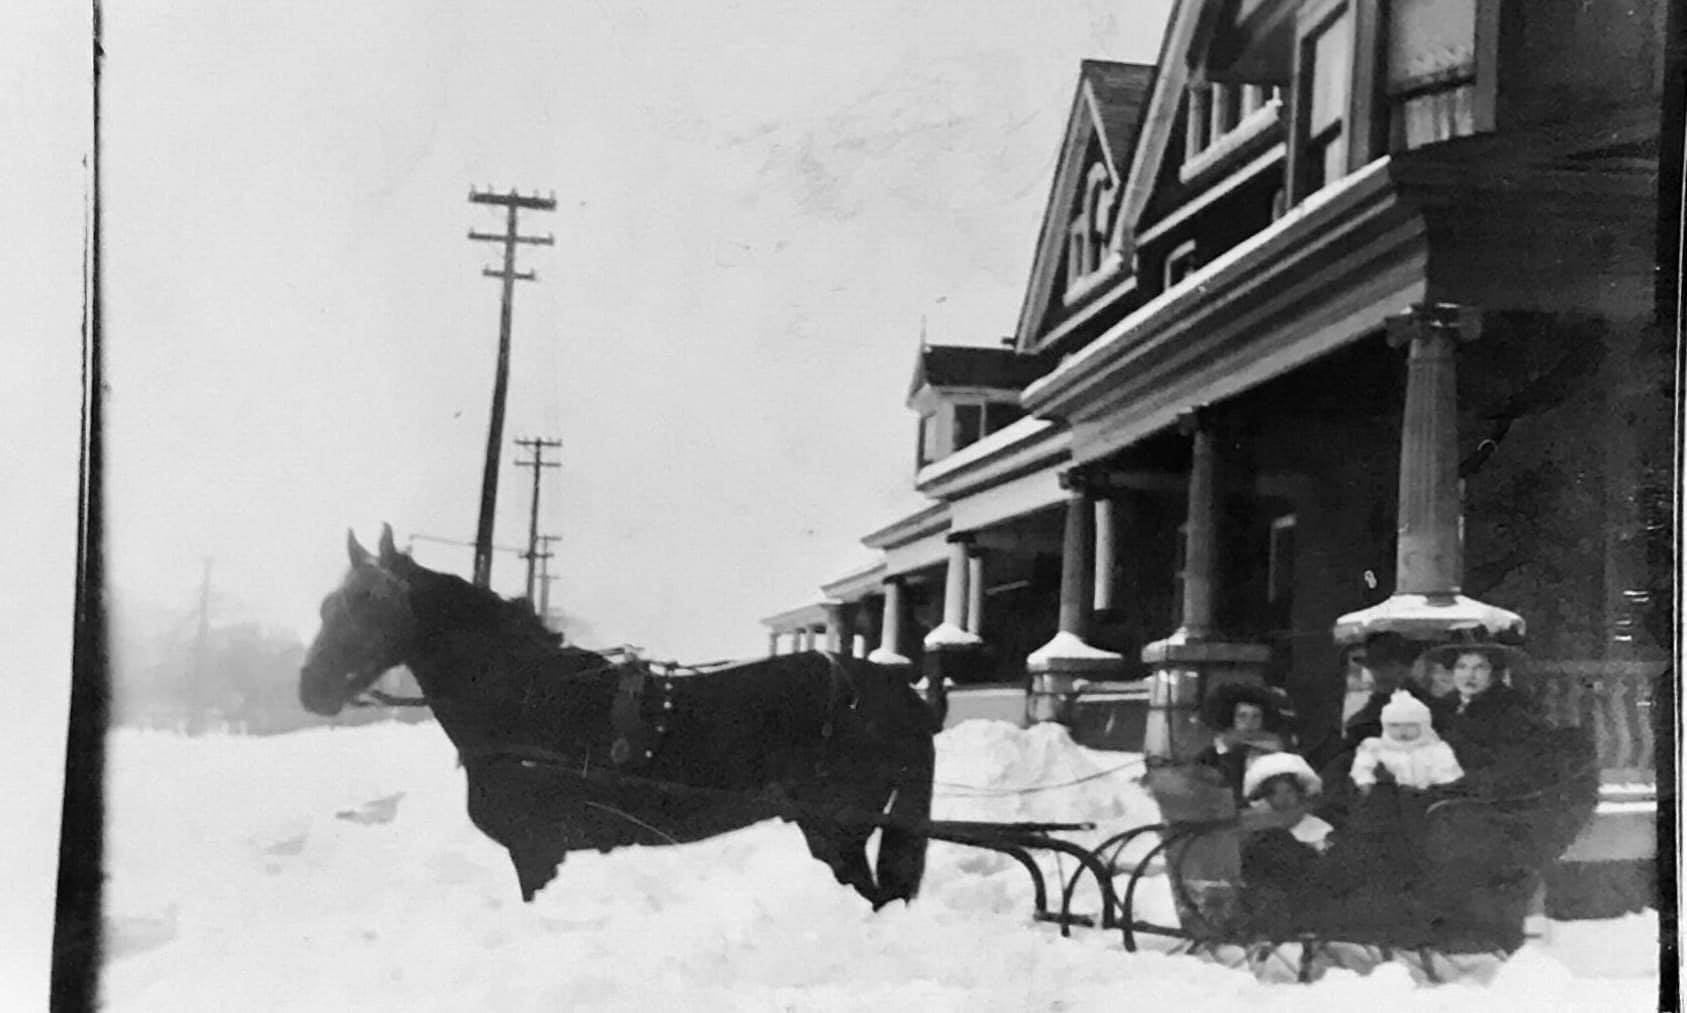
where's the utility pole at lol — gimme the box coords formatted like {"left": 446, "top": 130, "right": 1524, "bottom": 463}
{"left": 514, "top": 437, "right": 562, "bottom": 605}
{"left": 467, "top": 186, "right": 556, "bottom": 589}
{"left": 536, "top": 533, "right": 562, "bottom": 627}
{"left": 190, "top": 557, "right": 212, "bottom": 735}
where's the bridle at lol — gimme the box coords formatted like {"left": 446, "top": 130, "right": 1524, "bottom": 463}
{"left": 312, "top": 561, "right": 419, "bottom": 707}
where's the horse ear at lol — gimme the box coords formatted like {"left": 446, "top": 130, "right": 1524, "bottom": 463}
{"left": 378, "top": 523, "right": 400, "bottom": 564}
{"left": 347, "top": 529, "right": 373, "bottom": 568}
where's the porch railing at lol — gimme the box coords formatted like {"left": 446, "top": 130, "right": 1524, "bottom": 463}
{"left": 1529, "top": 661, "right": 1662, "bottom": 790}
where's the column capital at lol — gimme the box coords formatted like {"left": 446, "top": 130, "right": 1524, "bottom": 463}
{"left": 1385, "top": 302, "right": 1483, "bottom": 348}
{"left": 944, "top": 531, "right": 975, "bottom": 545}
{"left": 1058, "top": 466, "right": 1099, "bottom": 494}
{"left": 1175, "top": 407, "right": 1212, "bottom": 438}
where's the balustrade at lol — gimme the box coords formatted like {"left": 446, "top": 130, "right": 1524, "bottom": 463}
{"left": 1532, "top": 662, "right": 1661, "bottom": 787}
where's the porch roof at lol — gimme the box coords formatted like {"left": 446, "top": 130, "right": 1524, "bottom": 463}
{"left": 1022, "top": 156, "right": 1430, "bottom": 462}
{"left": 761, "top": 601, "right": 832, "bottom": 632}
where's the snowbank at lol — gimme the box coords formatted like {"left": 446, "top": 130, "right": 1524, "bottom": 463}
{"left": 101, "top": 719, "right": 1661, "bottom": 1011}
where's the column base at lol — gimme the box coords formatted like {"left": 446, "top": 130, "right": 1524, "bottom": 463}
{"left": 922, "top": 622, "right": 982, "bottom": 649}
{"left": 1024, "top": 631, "right": 1123, "bottom": 725}
{"left": 1025, "top": 630, "right": 1124, "bottom": 673}
{"left": 1140, "top": 632, "right": 1272, "bottom": 764}
{"left": 921, "top": 641, "right": 982, "bottom": 727}
{"left": 1331, "top": 592, "right": 1525, "bottom": 646}
{"left": 867, "top": 648, "right": 912, "bottom": 667}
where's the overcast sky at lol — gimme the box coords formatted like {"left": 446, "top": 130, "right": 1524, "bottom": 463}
{"left": 97, "top": 0, "right": 1173, "bottom": 660}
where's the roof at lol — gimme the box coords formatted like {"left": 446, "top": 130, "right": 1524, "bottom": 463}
{"left": 1010, "top": 60, "right": 1158, "bottom": 349}
{"left": 907, "top": 344, "right": 1044, "bottom": 402}
{"left": 1082, "top": 61, "right": 1158, "bottom": 174}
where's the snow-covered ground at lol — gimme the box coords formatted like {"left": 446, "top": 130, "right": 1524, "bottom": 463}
{"left": 103, "top": 719, "right": 1661, "bottom": 1011}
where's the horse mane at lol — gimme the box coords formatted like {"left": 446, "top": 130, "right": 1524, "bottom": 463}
{"left": 402, "top": 559, "right": 603, "bottom": 666}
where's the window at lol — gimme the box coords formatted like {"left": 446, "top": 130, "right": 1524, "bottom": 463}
{"left": 1066, "top": 163, "right": 1114, "bottom": 294}
{"left": 1210, "top": 83, "right": 1239, "bottom": 138}
{"left": 917, "top": 412, "right": 939, "bottom": 467}
{"left": 1084, "top": 167, "right": 1113, "bottom": 266}
{"left": 1386, "top": 0, "right": 1479, "bottom": 149}
{"left": 952, "top": 403, "right": 984, "bottom": 452}
{"left": 1164, "top": 240, "right": 1201, "bottom": 289}
{"left": 985, "top": 401, "right": 1023, "bottom": 435}
{"left": 1300, "top": 6, "right": 1353, "bottom": 194}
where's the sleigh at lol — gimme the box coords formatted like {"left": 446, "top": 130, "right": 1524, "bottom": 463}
{"left": 1090, "top": 741, "right": 1598, "bottom": 983}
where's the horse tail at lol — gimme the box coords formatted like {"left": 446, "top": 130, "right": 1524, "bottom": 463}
{"left": 873, "top": 732, "right": 934, "bottom": 909}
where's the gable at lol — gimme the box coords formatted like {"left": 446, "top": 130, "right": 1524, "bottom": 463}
{"left": 1109, "top": 0, "right": 1225, "bottom": 255}
{"left": 1011, "top": 60, "right": 1156, "bottom": 351}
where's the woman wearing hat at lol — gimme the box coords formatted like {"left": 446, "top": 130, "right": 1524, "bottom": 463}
{"left": 1423, "top": 641, "right": 1539, "bottom": 789}
{"left": 1192, "top": 682, "right": 1292, "bottom": 804}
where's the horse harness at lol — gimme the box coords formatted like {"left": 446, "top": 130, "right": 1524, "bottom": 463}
{"left": 606, "top": 653, "right": 860, "bottom": 776}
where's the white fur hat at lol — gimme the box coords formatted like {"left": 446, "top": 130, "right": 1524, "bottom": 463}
{"left": 1379, "top": 689, "right": 1432, "bottom": 726}
{"left": 1242, "top": 751, "right": 1322, "bottom": 800}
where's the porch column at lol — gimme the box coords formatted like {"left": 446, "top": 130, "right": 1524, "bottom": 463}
{"left": 1333, "top": 304, "right": 1524, "bottom": 645}
{"left": 1141, "top": 412, "right": 1270, "bottom": 762}
{"left": 869, "top": 577, "right": 912, "bottom": 667}
{"left": 1093, "top": 497, "right": 1119, "bottom": 613}
{"left": 767, "top": 631, "right": 780, "bottom": 657}
{"left": 925, "top": 535, "right": 979, "bottom": 647}
{"left": 965, "top": 544, "right": 986, "bottom": 636}
{"left": 922, "top": 534, "right": 982, "bottom": 724}
{"left": 1027, "top": 469, "right": 1123, "bottom": 724}
{"left": 800, "top": 626, "right": 816, "bottom": 652}
{"left": 822, "top": 602, "right": 845, "bottom": 654}
{"left": 839, "top": 601, "right": 861, "bottom": 657}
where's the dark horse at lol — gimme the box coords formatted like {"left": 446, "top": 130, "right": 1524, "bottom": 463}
{"left": 298, "top": 526, "right": 938, "bottom": 909}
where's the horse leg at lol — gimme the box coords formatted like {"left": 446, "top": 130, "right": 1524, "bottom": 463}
{"left": 510, "top": 845, "right": 565, "bottom": 903}
{"left": 873, "top": 741, "right": 934, "bottom": 909}
{"left": 796, "top": 819, "right": 879, "bottom": 907}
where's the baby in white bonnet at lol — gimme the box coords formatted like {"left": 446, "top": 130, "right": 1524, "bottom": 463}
{"left": 1349, "top": 690, "right": 1464, "bottom": 792}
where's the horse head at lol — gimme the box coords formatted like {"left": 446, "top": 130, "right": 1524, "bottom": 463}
{"left": 299, "top": 523, "right": 418, "bottom": 716}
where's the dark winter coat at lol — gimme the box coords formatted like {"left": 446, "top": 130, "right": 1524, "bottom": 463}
{"left": 1434, "top": 683, "right": 1542, "bottom": 793}
{"left": 1193, "top": 743, "right": 1250, "bottom": 804}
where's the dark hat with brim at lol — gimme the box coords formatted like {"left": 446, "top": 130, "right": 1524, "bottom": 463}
{"left": 1201, "top": 681, "right": 1288, "bottom": 731}
{"left": 1422, "top": 640, "right": 1526, "bottom": 673}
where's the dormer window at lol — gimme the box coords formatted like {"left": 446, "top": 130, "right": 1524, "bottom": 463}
{"left": 1296, "top": 2, "right": 1353, "bottom": 197}
{"left": 1181, "top": 81, "right": 1285, "bottom": 183}
{"left": 917, "top": 411, "right": 940, "bottom": 469}
{"left": 906, "top": 344, "right": 1041, "bottom": 470}
{"left": 1064, "top": 162, "right": 1116, "bottom": 299}
{"left": 953, "top": 403, "right": 984, "bottom": 452}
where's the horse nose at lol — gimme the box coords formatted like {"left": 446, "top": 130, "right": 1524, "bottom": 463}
{"left": 299, "top": 666, "right": 344, "bottom": 716}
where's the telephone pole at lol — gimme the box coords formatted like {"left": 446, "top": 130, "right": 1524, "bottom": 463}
{"left": 190, "top": 557, "right": 212, "bottom": 734}
{"left": 515, "top": 437, "right": 562, "bottom": 605}
{"left": 536, "top": 533, "right": 562, "bottom": 627}
{"left": 467, "top": 186, "right": 556, "bottom": 589}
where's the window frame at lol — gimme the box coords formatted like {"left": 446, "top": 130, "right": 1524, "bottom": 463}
{"left": 1288, "top": 0, "right": 1357, "bottom": 204}
{"left": 1378, "top": 0, "right": 1499, "bottom": 152}
{"left": 1163, "top": 239, "right": 1202, "bottom": 290}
